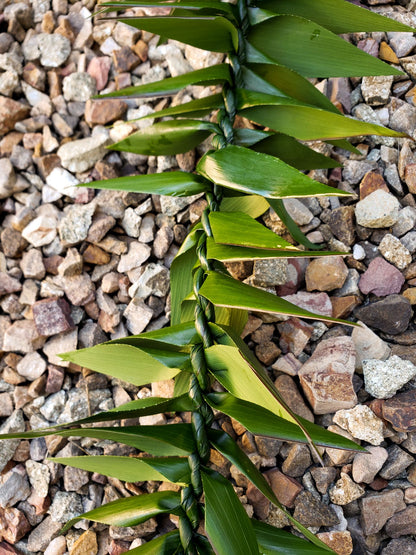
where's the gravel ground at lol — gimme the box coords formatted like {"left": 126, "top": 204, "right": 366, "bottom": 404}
{"left": 3, "top": 1, "right": 416, "bottom": 554}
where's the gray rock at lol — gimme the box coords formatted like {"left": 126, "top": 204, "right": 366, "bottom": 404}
{"left": 59, "top": 203, "right": 95, "bottom": 246}
{"left": 38, "top": 33, "right": 71, "bottom": 67}
{"left": 363, "top": 355, "right": 416, "bottom": 399}
{"left": 27, "top": 516, "right": 63, "bottom": 552}
{"left": 388, "top": 32, "right": 416, "bottom": 57}
{"left": 26, "top": 460, "right": 50, "bottom": 498}
{"left": 57, "top": 388, "right": 89, "bottom": 424}
{"left": 0, "top": 470, "right": 30, "bottom": 508}
{"left": 40, "top": 390, "right": 66, "bottom": 422}
{"left": 63, "top": 72, "right": 97, "bottom": 102}
{"left": 117, "top": 242, "right": 151, "bottom": 273}
{"left": 378, "top": 234, "right": 412, "bottom": 270}
{"left": 401, "top": 231, "right": 416, "bottom": 254}
{"left": 129, "top": 263, "right": 170, "bottom": 299}
{"left": 390, "top": 102, "right": 416, "bottom": 136}
{"left": 252, "top": 259, "right": 288, "bottom": 287}
{"left": 351, "top": 322, "right": 390, "bottom": 370}
{"left": 160, "top": 194, "right": 202, "bottom": 216}
{"left": 361, "top": 75, "right": 393, "bottom": 106}
{"left": 342, "top": 159, "right": 378, "bottom": 184}
{"left": 393, "top": 206, "right": 416, "bottom": 237}
{"left": 0, "top": 411, "right": 25, "bottom": 472}
{"left": 43, "top": 329, "right": 78, "bottom": 367}
{"left": 124, "top": 298, "right": 153, "bottom": 334}
{"left": 57, "top": 129, "right": 110, "bottom": 172}
{"left": 379, "top": 445, "right": 414, "bottom": 480}
{"left": 49, "top": 491, "right": 84, "bottom": 523}
{"left": 282, "top": 198, "right": 314, "bottom": 225}
{"left": 0, "top": 158, "right": 16, "bottom": 199}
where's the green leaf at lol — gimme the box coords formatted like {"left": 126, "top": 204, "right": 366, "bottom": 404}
{"left": 120, "top": 16, "right": 238, "bottom": 53}
{"left": 253, "top": 520, "right": 333, "bottom": 554}
{"left": 53, "top": 455, "right": 191, "bottom": 484}
{"left": 97, "top": 63, "right": 231, "bottom": 99}
{"left": 252, "top": 134, "right": 341, "bottom": 170}
{"left": 248, "top": 15, "right": 404, "bottom": 78}
{"left": 110, "top": 120, "right": 218, "bottom": 156}
{"left": 220, "top": 194, "right": 269, "bottom": 218}
{"left": 268, "top": 198, "right": 323, "bottom": 250}
{"left": 199, "top": 271, "right": 357, "bottom": 326}
{"left": 61, "top": 491, "right": 182, "bottom": 533}
{"left": 197, "top": 146, "right": 349, "bottom": 199}
{"left": 206, "top": 393, "right": 363, "bottom": 451}
{"left": 137, "top": 321, "right": 199, "bottom": 346}
{"left": 209, "top": 211, "right": 298, "bottom": 250}
{"left": 102, "top": 0, "right": 235, "bottom": 15}
{"left": 78, "top": 171, "right": 209, "bottom": 197}
{"left": 0, "top": 425, "right": 194, "bottom": 456}
{"left": 205, "top": 238, "right": 344, "bottom": 262}
{"left": 254, "top": 0, "right": 413, "bottom": 34}
{"left": 214, "top": 306, "right": 248, "bottom": 336}
{"left": 328, "top": 138, "right": 362, "bottom": 155}
{"left": 142, "top": 94, "right": 224, "bottom": 120}
{"left": 237, "top": 89, "right": 406, "bottom": 141}
{"left": 201, "top": 469, "right": 259, "bottom": 555}
{"left": 243, "top": 63, "right": 340, "bottom": 113}
{"left": 127, "top": 530, "right": 181, "bottom": 554}
{"left": 233, "top": 127, "right": 273, "bottom": 147}
{"left": 170, "top": 227, "right": 202, "bottom": 325}
{"left": 60, "top": 343, "right": 182, "bottom": 386}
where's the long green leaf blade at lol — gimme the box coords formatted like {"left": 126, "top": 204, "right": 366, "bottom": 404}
{"left": 199, "top": 271, "right": 357, "bottom": 325}
{"left": 53, "top": 455, "right": 191, "bottom": 484}
{"left": 102, "top": 0, "right": 234, "bottom": 14}
{"left": 248, "top": 15, "right": 403, "bottom": 77}
{"left": 97, "top": 64, "right": 231, "bottom": 99}
{"left": 110, "top": 120, "right": 217, "bottom": 156}
{"left": 197, "top": 146, "right": 350, "bottom": 199}
{"left": 60, "top": 343, "right": 183, "bottom": 386}
{"left": 120, "top": 16, "right": 238, "bottom": 52}
{"left": 209, "top": 211, "right": 297, "bottom": 250}
{"left": 127, "top": 531, "right": 181, "bottom": 554}
{"left": 254, "top": 0, "right": 413, "bottom": 34}
{"left": 202, "top": 469, "right": 259, "bottom": 555}
{"left": 206, "top": 393, "right": 363, "bottom": 451}
{"left": 220, "top": 194, "right": 269, "bottom": 218}
{"left": 143, "top": 94, "right": 223, "bottom": 120}
{"left": 78, "top": 172, "right": 209, "bottom": 197}
{"left": 253, "top": 520, "right": 333, "bottom": 554}
{"left": 135, "top": 321, "right": 199, "bottom": 346}
{"left": 61, "top": 491, "right": 182, "bottom": 533}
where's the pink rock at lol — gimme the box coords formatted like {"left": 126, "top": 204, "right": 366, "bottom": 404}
{"left": 359, "top": 257, "right": 404, "bottom": 296}
{"left": 298, "top": 336, "right": 357, "bottom": 414}
{"left": 32, "top": 297, "right": 75, "bottom": 337}
{"left": 281, "top": 291, "right": 333, "bottom": 317}
{"left": 87, "top": 56, "right": 112, "bottom": 91}
{"left": 277, "top": 317, "right": 313, "bottom": 356}
{"left": 276, "top": 259, "right": 308, "bottom": 296}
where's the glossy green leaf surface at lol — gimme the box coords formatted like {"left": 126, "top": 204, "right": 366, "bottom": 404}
{"left": 137, "top": 321, "right": 199, "bottom": 346}
{"left": 253, "top": 520, "right": 332, "bottom": 554}
{"left": 102, "top": 0, "right": 234, "bottom": 15}
{"left": 220, "top": 194, "right": 269, "bottom": 218}
{"left": 206, "top": 238, "right": 344, "bottom": 262}
{"left": 54, "top": 455, "right": 191, "bottom": 484}
{"left": 60, "top": 343, "right": 182, "bottom": 386}
{"left": 233, "top": 127, "right": 272, "bottom": 147}
{"left": 209, "top": 211, "right": 297, "bottom": 250}
{"left": 197, "top": 146, "right": 349, "bottom": 199}
{"left": 202, "top": 469, "right": 259, "bottom": 555}
{"left": 143, "top": 93, "right": 223, "bottom": 120}
{"left": 199, "top": 271, "right": 357, "bottom": 325}
{"left": 127, "top": 530, "right": 181, "bottom": 554}
{"left": 248, "top": 16, "right": 403, "bottom": 77}
{"left": 237, "top": 89, "right": 406, "bottom": 141}
{"left": 0, "top": 425, "right": 194, "bottom": 456}
{"left": 244, "top": 63, "right": 340, "bottom": 113}
{"left": 255, "top": 0, "right": 413, "bottom": 34}
{"left": 207, "top": 393, "right": 363, "bottom": 451}
{"left": 98, "top": 64, "right": 231, "bottom": 99}
{"left": 120, "top": 16, "right": 238, "bottom": 52}
{"left": 252, "top": 134, "right": 341, "bottom": 170}
{"left": 78, "top": 171, "right": 209, "bottom": 197}
{"left": 110, "top": 120, "right": 217, "bottom": 156}
{"left": 61, "top": 491, "right": 182, "bottom": 533}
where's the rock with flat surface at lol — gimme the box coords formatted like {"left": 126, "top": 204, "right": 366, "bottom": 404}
{"left": 385, "top": 506, "right": 416, "bottom": 538}
{"left": 360, "top": 489, "right": 406, "bottom": 535}
{"left": 363, "top": 355, "right": 416, "bottom": 399}
{"left": 298, "top": 336, "right": 357, "bottom": 414}
{"left": 305, "top": 256, "right": 349, "bottom": 292}
{"left": 359, "top": 257, "right": 404, "bottom": 296}
{"left": 57, "top": 130, "right": 109, "bottom": 173}
{"left": 329, "top": 473, "right": 365, "bottom": 505}
{"left": 355, "top": 189, "right": 400, "bottom": 228}
{"left": 352, "top": 446, "right": 388, "bottom": 484}
{"left": 333, "top": 404, "right": 384, "bottom": 445}
{"left": 354, "top": 295, "right": 412, "bottom": 335}
{"left": 383, "top": 390, "right": 416, "bottom": 431}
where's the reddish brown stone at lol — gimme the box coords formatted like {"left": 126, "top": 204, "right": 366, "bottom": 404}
{"left": 32, "top": 297, "right": 75, "bottom": 337}
{"left": 22, "top": 62, "right": 45, "bottom": 91}
{"left": 112, "top": 46, "right": 140, "bottom": 72}
{"left": 87, "top": 56, "right": 112, "bottom": 91}
{"left": 34, "top": 154, "right": 61, "bottom": 178}
{"left": 275, "top": 374, "right": 314, "bottom": 422}
{"left": 360, "top": 489, "right": 406, "bottom": 535}
{"left": 0, "top": 273, "right": 22, "bottom": 296}
{"left": 43, "top": 255, "right": 64, "bottom": 275}
{"left": 0, "top": 541, "right": 22, "bottom": 553}
{"left": 359, "top": 171, "right": 388, "bottom": 199}
{"left": 132, "top": 39, "right": 149, "bottom": 62}
{"left": 0, "top": 507, "right": 31, "bottom": 544}
{"left": 382, "top": 390, "right": 416, "bottom": 432}
{"left": 83, "top": 244, "right": 111, "bottom": 265}
{"left": 246, "top": 482, "right": 270, "bottom": 520}
{"left": 385, "top": 505, "right": 416, "bottom": 538}
{"left": 404, "top": 163, "right": 416, "bottom": 194}
{"left": 369, "top": 476, "right": 389, "bottom": 491}
{"left": 331, "top": 295, "right": 361, "bottom": 319}
{"left": 264, "top": 468, "right": 302, "bottom": 508}
{"left": 277, "top": 317, "right": 313, "bottom": 356}
{"left": 0, "top": 97, "right": 30, "bottom": 136}
{"left": 254, "top": 341, "right": 281, "bottom": 366}
{"left": 85, "top": 99, "right": 128, "bottom": 126}
{"left": 45, "top": 364, "right": 65, "bottom": 394}
{"left": 27, "top": 492, "right": 50, "bottom": 515}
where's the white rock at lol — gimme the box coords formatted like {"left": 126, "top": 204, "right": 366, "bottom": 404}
{"left": 38, "top": 33, "right": 71, "bottom": 67}
{"left": 352, "top": 244, "right": 365, "bottom": 260}
{"left": 57, "top": 129, "right": 109, "bottom": 173}
{"left": 43, "top": 329, "right": 78, "bottom": 367}
{"left": 124, "top": 298, "right": 153, "bottom": 334}
{"left": 0, "top": 158, "right": 16, "bottom": 200}
{"left": 46, "top": 167, "right": 79, "bottom": 199}
{"left": 16, "top": 351, "right": 47, "bottom": 381}
{"left": 22, "top": 216, "right": 57, "bottom": 247}
{"left": 355, "top": 190, "right": 400, "bottom": 228}
{"left": 363, "top": 355, "right": 416, "bottom": 399}
{"left": 351, "top": 321, "right": 390, "bottom": 370}
{"left": 333, "top": 404, "right": 384, "bottom": 446}
{"left": 44, "top": 536, "right": 67, "bottom": 555}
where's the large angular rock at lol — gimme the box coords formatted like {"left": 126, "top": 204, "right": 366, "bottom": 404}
{"left": 360, "top": 489, "right": 406, "bottom": 535}
{"left": 305, "top": 256, "right": 349, "bottom": 292}
{"left": 32, "top": 297, "right": 75, "bottom": 336}
{"left": 354, "top": 295, "right": 412, "bottom": 335}
{"left": 359, "top": 257, "right": 404, "bottom": 296}
{"left": 355, "top": 189, "right": 400, "bottom": 228}
{"left": 382, "top": 390, "right": 416, "bottom": 432}
{"left": 385, "top": 506, "right": 416, "bottom": 538}
{"left": 298, "top": 336, "right": 357, "bottom": 414}
{"left": 0, "top": 411, "right": 25, "bottom": 472}
{"left": 281, "top": 291, "right": 333, "bottom": 317}
{"left": 351, "top": 322, "right": 390, "bottom": 370}
{"left": 2, "top": 320, "right": 45, "bottom": 353}
{"left": 363, "top": 355, "right": 416, "bottom": 399}
{"left": 352, "top": 446, "right": 388, "bottom": 484}
{"left": 333, "top": 404, "right": 384, "bottom": 445}
{"left": 0, "top": 96, "right": 30, "bottom": 135}
{"left": 57, "top": 130, "right": 109, "bottom": 172}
